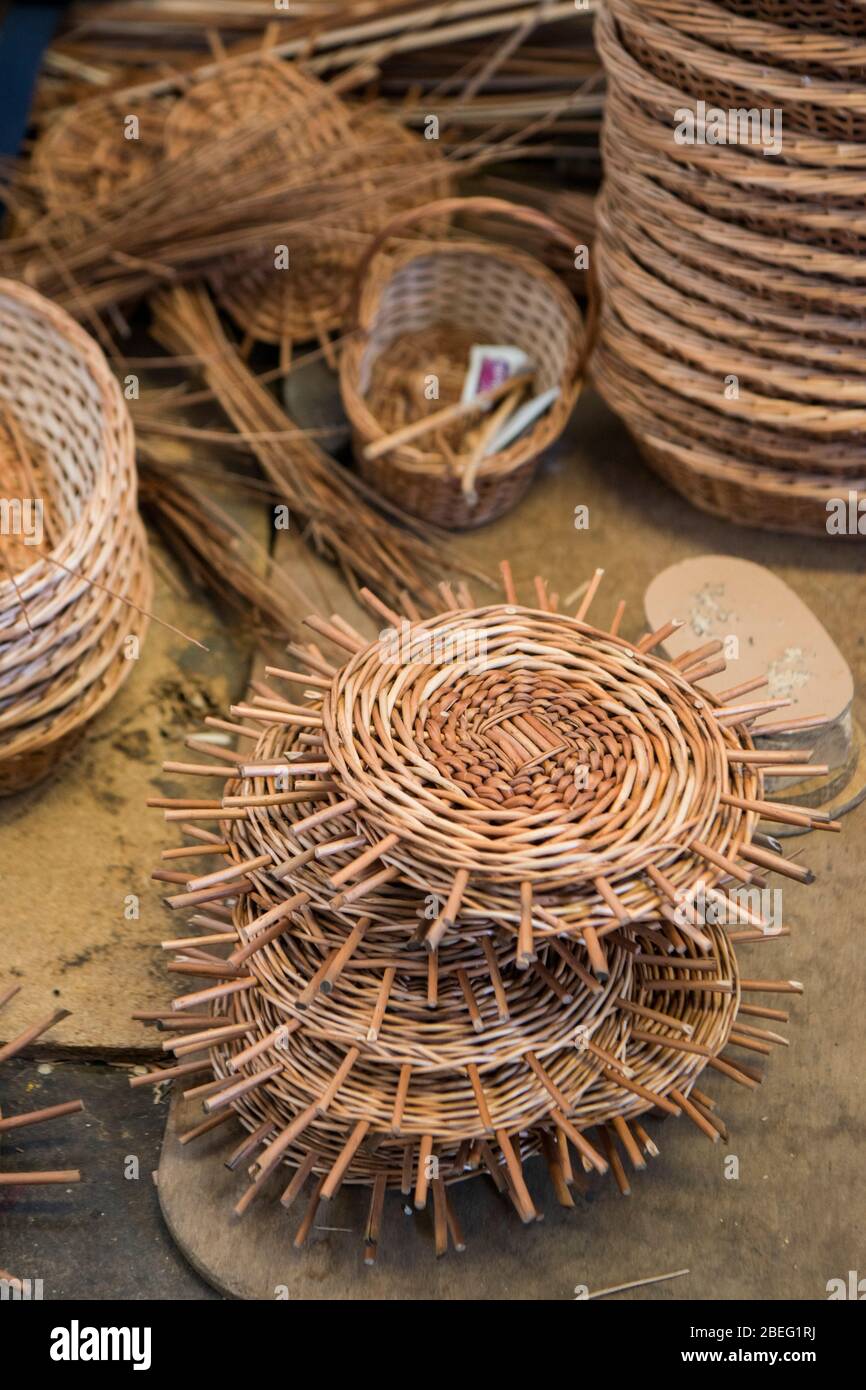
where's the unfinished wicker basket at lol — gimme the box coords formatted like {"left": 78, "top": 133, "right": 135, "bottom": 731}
{"left": 136, "top": 563, "right": 832, "bottom": 1259}
{"left": 166, "top": 61, "right": 452, "bottom": 355}
{"left": 340, "top": 197, "right": 590, "bottom": 530}
{"left": 0, "top": 279, "right": 151, "bottom": 795}
{"left": 32, "top": 95, "right": 169, "bottom": 212}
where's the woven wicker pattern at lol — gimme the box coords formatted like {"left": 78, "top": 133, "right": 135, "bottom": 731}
{"left": 720, "top": 1, "right": 866, "bottom": 37}
{"left": 593, "top": 2, "right": 866, "bottom": 535}
{"left": 32, "top": 96, "right": 169, "bottom": 211}
{"left": 614, "top": 0, "right": 866, "bottom": 140}
{"left": 341, "top": 196, "right": 589, "bottom": 530}
{"left": 0, "top": 280, "right": 150, "bottom": 795}
{"left": 638, "top": 0, "right": 866, "bottom": 76}
{"left": 137, "top": 566, "right": 829, "bottom": 1257}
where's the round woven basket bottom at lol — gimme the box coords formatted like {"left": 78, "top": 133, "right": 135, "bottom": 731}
{"left": 139, "top": 559, "right": 834, "bottom": 1255}
{"left": 213, "top": 247, "right": 350, "bottom": 345}
{"left": 32, "top": 97, "right": 168, "bottom": 212}
{"left": 167, "top": 68, "right": 452, "bottom": 347}
{"left": 0, "top": 724, "right": 84, "bottom": 798}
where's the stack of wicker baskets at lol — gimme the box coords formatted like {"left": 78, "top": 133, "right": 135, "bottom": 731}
{"left": 138, "top": 564, "right": 834, "bottom": 1260}
{"left": 0, "top": 280, "right": 150, "bottom": 795}
{"left": 593, "top": 0, "right": 866, "bottom": 535}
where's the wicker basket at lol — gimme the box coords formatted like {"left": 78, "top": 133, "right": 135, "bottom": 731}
{"left": 32, "top": 95, "right": 168, "bottom": 213}
{"left": 596, "top": 135, "right": 866, "bottom": 312}
{"left": 637, "top": 433, "right": 865, "bottom": 537}
{"left": 0, "top": 279, "right": 151, "bottom": 795}
{"left": 594, "top": 2, "right": 866, "bottom": 532}
{"left": 594, "top": 341, "right": 866, "bottom": 474}
{"left": 340, "top": 196, "right": 590, "bottom": 530}
{"left": 596, "top": 5, "right": 866, "bottom": 169}
{"left": 601, "top": 105, "right": 866, "bottom": 255}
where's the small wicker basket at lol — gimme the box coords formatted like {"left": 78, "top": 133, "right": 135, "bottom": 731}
{"left": 340, "top": 197, "right": 591, "bottom": 530}
{"left": 0, "top": 279, "right": 151, "bottom": 795}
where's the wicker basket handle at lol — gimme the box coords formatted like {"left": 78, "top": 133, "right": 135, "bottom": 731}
{"left": 351, "top": 195, "right": 587, "bottom": 321}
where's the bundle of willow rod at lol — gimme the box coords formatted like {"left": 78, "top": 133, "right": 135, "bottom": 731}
{"left": 41, "top": 1, "right": 603, "bottom": 167}
{"left": 137, "top": 453, "right": 315, "bottom": 645}
{"left": 592, "top": 0, "right": 866, "bottom": 535}
{"left": 135, "top": 561, "right": 835, "bottom": 1260}
{"left": 147, "top": 284, "right": 463, "bottom": 616}
{"left": 0, "top": 278, "right": 151, "bottom": 795}
{"left": 0, "top": 984, "right": 83, "bottom": 1199}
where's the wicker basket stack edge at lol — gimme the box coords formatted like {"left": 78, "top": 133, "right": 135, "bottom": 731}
{"left": 0, "top": 280, "right": 150, "bottom": 796}
{"left": 138, "top": 565, "right": 834, "bottom": 1260}
{"left": 593, "top": 0, "right": 866, "bottom": 536}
